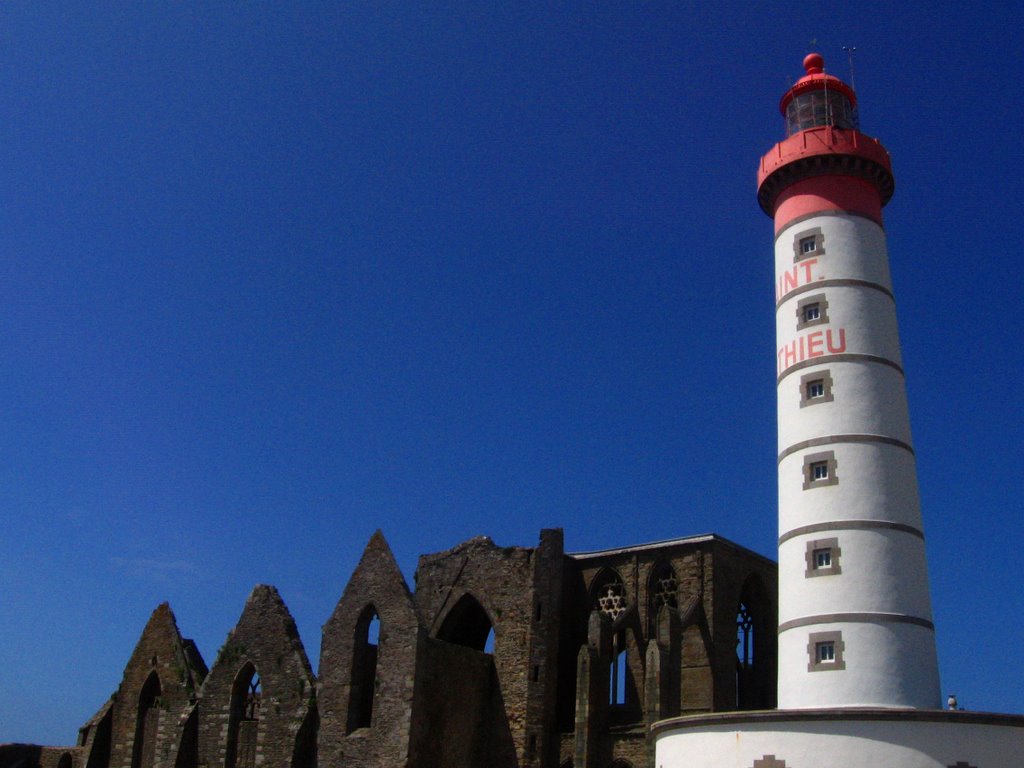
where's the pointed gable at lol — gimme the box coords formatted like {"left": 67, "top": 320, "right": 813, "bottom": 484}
{"left": 102, "top": 603, "right": 206, "bottom": 768}
{"left": 197, "top": 586, "right": 316, "bottom": 768}
{"left": 318, "top": 531, "right": 421, "bottom": 766}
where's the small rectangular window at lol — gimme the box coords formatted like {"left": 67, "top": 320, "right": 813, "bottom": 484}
{"left": 814, "top": 548, "right": 832, "bottom": 568}
{"left": 807, "top": 630, "right": 845, "bottom": 671}
{"left": 802, "top": 451, "right": 838, "bottom": 489}
{"left": 805, "top": 537, "right": 841, "bottom": 577}
{"left": 816, "top": 641, "right": 835, "bottom": 662}
{"left": 793, "top": 227, "right": 825, "bottom": 262}
{"left": 796, "top": 293, "right": 829, "bottom": 330}
{"left": 799, "top": 369, "right": 833, "bottom": 408}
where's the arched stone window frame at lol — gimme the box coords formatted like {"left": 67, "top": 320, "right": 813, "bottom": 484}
{"left": 735, "top": 574, "right": 774, "bottom": 710}
{"left": 435, "top": 592, "right": 495, "bottom": 653}
{"left": 131, "top": 671, "right": 162, "bottom": 768}
{"left": 590, "top": 568, "right": 628, "bottom": 623}
{"left": 226, "top": 663, "right": 261, "bottom": 768}
{"left": 346, "top": 604, "right": 380, "bottom": 733}
{"left": 647, "top": 560, "right": 679, "bottom": 643}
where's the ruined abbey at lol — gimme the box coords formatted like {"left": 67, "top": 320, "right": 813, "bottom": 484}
{"left": 1, "top": 528, "right": 776, "bottom": 768}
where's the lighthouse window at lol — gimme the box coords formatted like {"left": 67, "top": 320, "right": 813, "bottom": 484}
{"left": 796, "top": 294, "right": 829, "bottom": 330}
{"left": 807, "top": 631, "right": 846, "bottom": 672}
{"left": 785, "top": 90, "right": 856, "bottom": 136}
{"left": 816, "top": 642, "right": 835, "bottom": 663}
{"left": 802, "top": 451, "right": 838, "bottom": 489}
{"left": 800, "top": 370, "right": 833, "bottom": 408}
{"left": 805, "top": 537, "right": 842, "bottom": 577}
{"left": 793, "top": 227, "right": 825, "bottom": 262}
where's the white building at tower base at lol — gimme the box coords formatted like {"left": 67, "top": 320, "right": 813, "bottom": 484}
{"left": 654, "top": 709, "right": 1024, "bottom": 767}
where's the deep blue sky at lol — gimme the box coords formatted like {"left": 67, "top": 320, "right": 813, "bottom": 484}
{"left": 2, "top": 2, "right": 1021, "bottom": 744}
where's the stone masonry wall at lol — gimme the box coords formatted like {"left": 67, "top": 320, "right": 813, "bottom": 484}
{"left": 412, "top": 529, "right": 565, "bottom": 768}
{"left": 105, "top": 604, "right": 207, "bottom": 768}
{"left": 195, "top": 586, "right": 316, "bottom": 768}
{"left": 318, "top": 531, "right": 421, "bottom": 768}
{"left": 3, "top": 530, "right": 775, "bottom": 768}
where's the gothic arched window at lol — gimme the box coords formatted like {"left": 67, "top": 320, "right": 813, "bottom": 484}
{"left": 131, "top": 672, "right": 161, "bottom": 768}
{"left": 226, "top": 664, "right": 261, "bottom": 768}
{"left": 648, "top": 561, "right": 678, "bottom": 643}
{"left": 735, "top": 573, "right": 774, "bottom": 709}
{"left": 591, "top": 569, "right": 627, "bottom": 621}
{"left": 347, "top": 605, "right": 380, "bottom": 732}
{"left": 437, "top": 593, "right": 494, "bottom": 653}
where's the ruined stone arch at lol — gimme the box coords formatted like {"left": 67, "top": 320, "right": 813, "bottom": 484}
{"left": 131, "top": 671, "right": 162, "bottom": 768}
{"left": 346, "top": 603, "right": 380, "bottom": 733}
{"left": 290, "top": 706, "right": 317, "bottom": 768}
{"left": 225, "top": 662, "right": 261, "bottom": 768}
{"left": 435, "top": 592, "right": 494, "bottom": 652}
{"left": 174, "top": 708, "right": 199, "bottom": 768}
{"left": 83, "top": 703, "right": 112, "bottom": 768}
{"left": 648, "top": 559, "right": 683, "bottom": 716}
{"left": 647, "top": 559, "right": 679, "bottom": 641}
{"left": 589, "top": 568, "right": 643, "bottom": 719}
{"left": 736, "top": 572, "right": 774, "bottom": 710}
{"left": 57, "top": 752, "right": 73, "bottom": 768}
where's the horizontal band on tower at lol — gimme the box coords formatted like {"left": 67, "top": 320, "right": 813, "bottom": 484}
{"left": 778, "top": 352, "right": 904, "bottom": 383}
{"left": 776, "top": 278, "right": 895, "bottom": 309}
{"left": 778, "top": 519, "right": 925, "bottom": 546}
{"left": 778, "top": 434, "right": 914, "bottom": 463}
{"left": 773, "top": 208, "right": 885, "bottom": 243}
{"left": 778, "top": 612, "right": 935, "bottom": 633}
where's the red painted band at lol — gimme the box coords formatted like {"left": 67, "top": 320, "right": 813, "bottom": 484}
{"left": 774, "top": 176, "right": 883, "bottom": 234}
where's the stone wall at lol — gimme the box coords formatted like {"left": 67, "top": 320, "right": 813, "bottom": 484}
{"left": 318, "top": 531, "right": 420, "bottom": 767}
{"left": 195, "top": 586, "right": 316, "bottom": 768}
{"left": 3, "top": 530, "right": 775, "bottom": 768}
{"left": 106, "top": 604, "right": 207, "bottom": 768}
{"left": 412, "top": 529, "right": 565, "bottom": 767}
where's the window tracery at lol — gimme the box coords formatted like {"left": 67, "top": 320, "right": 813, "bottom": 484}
{"left": 592, "top": 571, "right": 627, "bottom": 621}
{"left": 651, "top": 563, "right": 678, "bottom": 612}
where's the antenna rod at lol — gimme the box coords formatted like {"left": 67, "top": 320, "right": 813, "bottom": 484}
{"left": 842, "top": 45, "right": 858, "bottom": 91}
{"left": 842, "top": 46, "right": 860, "bottom": 128}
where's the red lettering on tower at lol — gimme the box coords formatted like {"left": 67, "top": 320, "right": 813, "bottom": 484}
{"left": 800, "top": 259, "right": 815, "bottom": 285}
{"left": 775, "top": 258, "right": 819, "bottom": 301}
{"left": 807, "top": 331, "right": 824, "bottom": 357}
{"left": 826, "top": 328, "right": 847, "bottom": 354}
{"left": 777, "top": 327, "right": 849, "bottom": 376}
{"left": 782, "top": 269, "right": 799, "bottom": 296}
{"left": 777, "top": 340, "right": 798, "bottom": 375}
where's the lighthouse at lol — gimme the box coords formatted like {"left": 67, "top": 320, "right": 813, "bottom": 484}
{"left": 758, "top": 53, "right": 940, "bottom": 709}
{"left": 654, "top": 53, "right": 1024, "bottom": 767}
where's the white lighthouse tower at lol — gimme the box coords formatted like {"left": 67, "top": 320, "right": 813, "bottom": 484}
{"left": 655, "top": 53, "right": 1024, "bottom": 767}
{"left": 760, "top": 52, "right": 940, "bottom": 709}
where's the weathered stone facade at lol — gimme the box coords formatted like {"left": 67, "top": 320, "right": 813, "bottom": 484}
{"left": 2, "top": 529, "right": 776, "bottom": 768}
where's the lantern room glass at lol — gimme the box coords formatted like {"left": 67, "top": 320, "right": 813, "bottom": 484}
{"left": 785, "top": 90, "right": 857, "bottom": 135}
